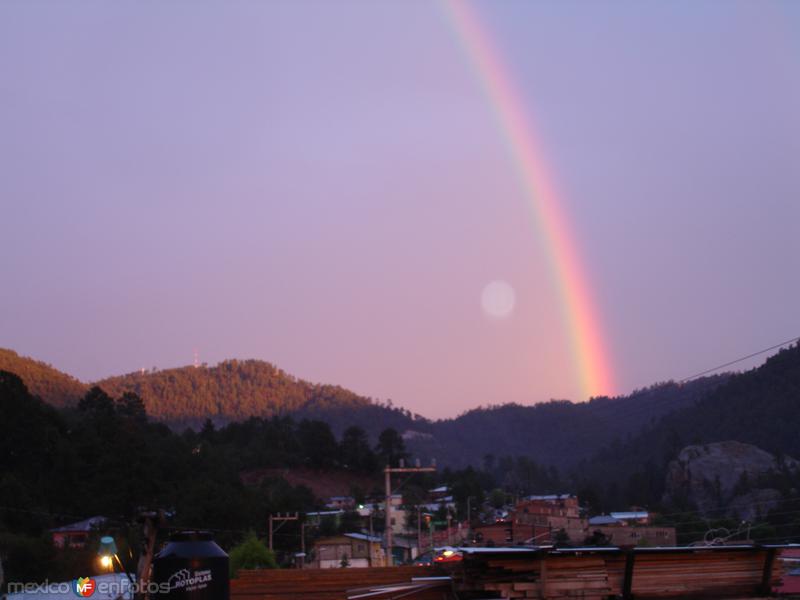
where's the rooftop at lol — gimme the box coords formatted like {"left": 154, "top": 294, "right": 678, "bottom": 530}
{"left": 588, "top": 515, "right": 621, "bottom": 526}
{"left": 50, "top": 516, "right": 107, "bottom": 533}
{"left": 343, "top": 532, "right": 382, "bottom": 543}
{"left": 610, "top": 511, "right": 649, "bottom": 520}
{"left": 522, "top": 494, "right": 575, "bottom": 502}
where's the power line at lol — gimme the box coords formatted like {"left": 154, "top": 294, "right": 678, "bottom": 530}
{"left": 584, "top": 333, "right": 800, "bottom": 429}
{"left": 678, "top": 335, "right": 800, "bottom": 384}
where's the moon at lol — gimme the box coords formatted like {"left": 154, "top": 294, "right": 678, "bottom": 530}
{"left": 481, "top": 280, "right": 516, "bottom": 319}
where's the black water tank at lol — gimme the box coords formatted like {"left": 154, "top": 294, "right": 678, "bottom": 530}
{"left": 151, "top": 531, "right": 229, "bottom": 599}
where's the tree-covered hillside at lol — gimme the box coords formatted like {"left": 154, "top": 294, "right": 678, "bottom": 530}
{"left": 575, "top": 343, "right": 800, "bottom": 510}
{"left": 409, "top": 376, "right": 727, "bottom": 469}
{"left": 0, "top": 348, "right": 86, "bottom": 407}
{"left": 0, "top": 371, "right": 554, "bottom": 585}
{"left": 0, "top": 346, "right": 730, "bottom": 465}
{"left": 97, "top": 359, "right": 421, "bottom": 434}
{"left": 0, "top": 349, "right": 419, "bottom": 437}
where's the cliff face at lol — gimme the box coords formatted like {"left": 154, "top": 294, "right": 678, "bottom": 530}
{"left": 664, "top": 441, "right": 797, "bottom": 519}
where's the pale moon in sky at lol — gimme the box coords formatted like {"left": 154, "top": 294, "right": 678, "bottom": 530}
{"left": 481, "top": 280, "right": 516, "bottom": 319}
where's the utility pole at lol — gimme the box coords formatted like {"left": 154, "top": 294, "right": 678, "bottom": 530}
{"left": 268, "top": 512, "right": 299, "bottom": 552}
{"left": 447, "top": 514, "right": 452, "bottom": 546}
{"left": 384, "top": 460, "right": 436, "bottom": 566}
{"left": 466, "top": 496, "right": 473, "bottom": 534}
{"left": 417, "top": 506, "right": 422, "bottom": 558}
{"left": 135, "top": 509, "right": 168, "bottom": 600}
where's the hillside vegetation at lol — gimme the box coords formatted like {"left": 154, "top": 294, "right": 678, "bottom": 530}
{"left": 0, "top": 347, "right": 730, "bottom": 466}
{"left": 0, "top": 349, "right": 86, "bottom": 407}
{"left": 408, "top": 376, "right": 727, "bottom": 469}
{"left": 576, "top": 343, "right": 800, "bottom": 510}
{"left": 0, "top": 370, "right": 425, "bottom": 583}
{"left": 97, "top": 360, "right": 419, "bottom": 433}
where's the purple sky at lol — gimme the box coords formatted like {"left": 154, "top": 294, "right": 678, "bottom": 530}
{"left": 2, "top": 1, "right": 799, "bottom": 418}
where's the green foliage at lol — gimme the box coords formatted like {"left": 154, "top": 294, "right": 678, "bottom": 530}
{"left": 488, "top": 488, "right": 507, "bottom": 509}
{"left": 229, "top": 532, "right": 277, "bottom": 576}
{"left": 375, "top": 428, "right": 408, "bottom": 467}
{"left": 340, "top": 426, "right": 377, "bottom": 472}
{"left": 448, "top": 467, "right": 487, "bottom": 520}
{"left": 298, "top": 420, "right": 339, "bottom": 468}
{"left": 553, "top": 528, "right": 570, "bottom": 546}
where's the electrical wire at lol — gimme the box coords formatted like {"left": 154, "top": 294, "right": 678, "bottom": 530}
{"left": 678, "top": 336, "right": 800, "bottom": 383}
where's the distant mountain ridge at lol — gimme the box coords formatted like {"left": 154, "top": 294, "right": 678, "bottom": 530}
{"left": 408, "top": 376, "right": 727, "bottom": 469}
{"left": 0, "top": 349, "right": 420, "bottom": 434}
{"left": 0, "top": 346, "right": 732, "bottom": 469}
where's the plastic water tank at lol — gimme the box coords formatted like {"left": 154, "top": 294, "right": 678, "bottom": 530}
{"left": 151, "top": 531, "right": 229, "bottom": 599}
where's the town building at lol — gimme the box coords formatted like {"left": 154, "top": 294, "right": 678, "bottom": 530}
{"left": 50, "top": 516, "right": 107, "bottom": 549}
{"left": 325, "top": 496, "right": 355, "bottom": 511}
{"left": 513, "top": 494, "right": 586, "bottom": 544}
{"left": 309, "top": 533, "right": 385, "bottom": 568}
{"left": 587, "top": 511, "right": 675, "bottom": 547}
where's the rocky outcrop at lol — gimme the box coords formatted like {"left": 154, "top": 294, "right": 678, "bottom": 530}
{"left": 664, "top": 441, "right": 796, "bottom": 518}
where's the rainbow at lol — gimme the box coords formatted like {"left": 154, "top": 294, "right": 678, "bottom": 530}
{"left": 442, "top": 0, "right": 615, "bottom": 399}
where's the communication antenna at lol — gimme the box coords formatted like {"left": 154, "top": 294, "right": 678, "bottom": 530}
{"left": 193, "top": 348, "right": 199, "bottom": 369}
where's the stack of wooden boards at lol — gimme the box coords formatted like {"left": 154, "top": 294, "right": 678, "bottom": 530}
{"left": 452, "top": 545, "right": 787, "bottom": 599}
{"left": 231, "top": 566, "right": 447, "bottom": 600}
{"left": 232, "top": 545, "right": 790, "bottom": 600}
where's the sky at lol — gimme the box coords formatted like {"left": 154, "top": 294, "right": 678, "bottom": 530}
{"left": 1, "top": 1, "right": 799, "bottom": 419}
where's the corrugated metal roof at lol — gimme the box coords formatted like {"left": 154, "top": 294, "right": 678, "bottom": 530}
{"left": 344, "top": 532, "right": 382, "bottom": 543}
{"left": 588, "top": 515, "right": 621, "bottom": 526}
{"left": 49, "top": 515, "right": 107, "bottom": 533}
{"left": 306, "top": 510, "right": 345, "bottom": 517}
{"left": 523, "top": 494, "right": 574, "bottom": 501}
{"left": 610, "top": 511, "right": 649, "bottom": 520}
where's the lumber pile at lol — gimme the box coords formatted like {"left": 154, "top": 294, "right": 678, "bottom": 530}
{"left": 629, "top": 549, "right": 769, "bottom": 598}
{"left": 481, "top": 556, "right": 611, "bottom": 599}
{"left": 446, "top": 545, "right": 786, "bottom": 599}
{"left": 231, "top": 566, "right": 442, "bottom": 600}
{"left": 231, "top": 546, "right": 788, "bottom": 600}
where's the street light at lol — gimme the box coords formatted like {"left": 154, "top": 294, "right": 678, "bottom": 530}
{"left": 98, "top": 536, "right": 118, "bottom": 572}
{"left": 98, "top": 534, "right": 136, "bottom": 589}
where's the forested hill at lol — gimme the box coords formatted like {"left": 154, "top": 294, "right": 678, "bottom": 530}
{"left": 575, "top": 343, "right": 800, "bottom": 509}
{"left": 97, "top": 360, "right": 421, "bottom": 433}
{"left": 407, "top": 375, "right": 727, "bottom": 469}
{"left": 0, "top": 349, "right": 419, "bottom": 435}
{"left": 0, "top": 346, "right": 734, "bottom": 467}
{"left": 0, "top": 348, "right": 86, "bottom": 407}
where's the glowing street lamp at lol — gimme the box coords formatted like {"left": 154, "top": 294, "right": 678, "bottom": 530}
{"left": 98, "top": 536, "right": 118, "bottom": 572}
